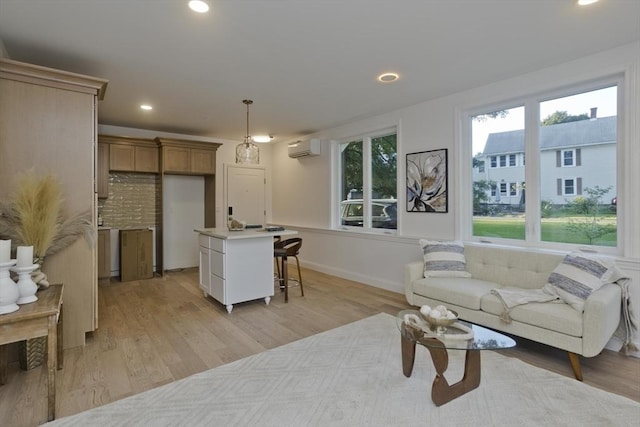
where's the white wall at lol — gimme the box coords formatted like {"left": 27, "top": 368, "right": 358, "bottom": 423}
{"left": 163, "top": 175, "right": 204, "bottom": 269}
{"left": 270, "top": 42, "right": 640, "bottom": 352}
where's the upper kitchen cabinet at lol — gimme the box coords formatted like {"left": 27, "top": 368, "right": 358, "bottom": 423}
{"left": 155, "top": 137, "right": 221, "bottom": 175}
{"left": 100, "top": 135, "right": 159, "bottom": 173}
{"left": 0, "top": 58, "right": 107, "bottom": 349}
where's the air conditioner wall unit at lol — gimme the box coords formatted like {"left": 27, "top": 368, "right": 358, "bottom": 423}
{"left": 288, "top": 139, "right": 321, "bottom": 158}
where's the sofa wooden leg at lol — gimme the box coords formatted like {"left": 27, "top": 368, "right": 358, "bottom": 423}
{"left": 567, "top": 352, "right": 583, "bottom": 381}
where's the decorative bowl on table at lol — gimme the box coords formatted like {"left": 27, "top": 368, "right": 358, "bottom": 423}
{"left": 419, "top": 304, "right": 458, "bottom": 334}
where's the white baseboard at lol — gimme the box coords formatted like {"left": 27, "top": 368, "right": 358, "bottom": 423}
{"left": 300, "top": 260, "right": 404, "bottom": 294}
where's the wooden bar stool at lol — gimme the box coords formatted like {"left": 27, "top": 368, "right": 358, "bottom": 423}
{"left": 273, "top": 238, "right": 304, "bottom": 302}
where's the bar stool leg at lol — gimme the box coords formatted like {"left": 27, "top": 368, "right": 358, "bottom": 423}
{"left": 282, "top": 255, "right": 289, "bottom": 303}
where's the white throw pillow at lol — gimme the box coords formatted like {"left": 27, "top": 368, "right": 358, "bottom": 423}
{"left": 420, "top": 239, "right": 471, "bottom": 278}
{"left": 543, "top": 253, "right": 615, "bottom": 312}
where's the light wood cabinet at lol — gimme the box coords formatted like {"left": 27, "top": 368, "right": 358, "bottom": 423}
{"left": 97, "top": 142, "right": 109, "bottom": 198}
{"left": 156, "top": 137, "right": 220, "bottom": 175}
{"left": 98, "top": 229, "right": 111, "bottom": 279}
{"left": 162, "top": 145, "right": 191, "bottom": 173}
{"left": 191, "top": 148, "right": 216, "bottom": 174}
{"left": 135, "top": 145, "right": 160, "bottom": 172}
{"left": 100, "top": 135, "right": 159, "bottom": 173}
{"left": 0, "top": 58, "right": 107, "bottom": 349}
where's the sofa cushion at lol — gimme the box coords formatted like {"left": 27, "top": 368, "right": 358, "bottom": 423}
{"left": 412, "top": 277, "right": 495, "bottom": 310}
{"left": 544, "top": 253, "right": 614, "bottom": 312}
{"left": 481, "top": 293, "right": 583, "bottom": 337}
{"left": 419, "top": 239, "right": 471, "bottom": 278}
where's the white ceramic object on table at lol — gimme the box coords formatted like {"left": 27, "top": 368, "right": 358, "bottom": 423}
{"left": 11, "top": 263, "right": 39, "bottom": 304}
{"left": 0, "top": 259, "right": 19, "bottom": 314}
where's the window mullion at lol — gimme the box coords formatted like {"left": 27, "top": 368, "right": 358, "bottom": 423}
{"left": 524, "top": 99, "right": 540, "bottom": 243}
{"left": 362, "top": 136, "right": 372, "bottom": 228}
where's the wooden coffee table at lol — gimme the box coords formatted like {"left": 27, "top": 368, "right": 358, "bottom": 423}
{"left": 397, "top": 309, "right": 515, "bottom": 406}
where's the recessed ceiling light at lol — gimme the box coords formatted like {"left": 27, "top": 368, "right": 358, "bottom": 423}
{"left": 577, "top": 0, "right": 599, "bottom": 5}
{"left": 252, "top": 135, "right": 273, "bottom": 143}
{"left": 140, "top": 104, "right": 153, "bottom": 111}
{"left": 377, "top": 73, "right": 399, "bottom": 83}
{"left": 189, "top": 0, "right": 210, "bottom": 13}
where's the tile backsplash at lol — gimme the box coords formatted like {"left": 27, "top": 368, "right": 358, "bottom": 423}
{"left": 98, "top": 172, "right": 160, "bottom": 229}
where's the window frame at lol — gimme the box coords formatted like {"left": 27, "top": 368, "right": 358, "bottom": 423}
{"left": 459, "top": 74, "right": 623, "bottom": 255}
{"left": 334, "top": 126, "right": 398, "bottom": 234}
{"left": 562, "top": 149, "right": 576, "bottom": 167}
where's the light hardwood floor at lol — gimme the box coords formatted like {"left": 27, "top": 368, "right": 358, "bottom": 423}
{"left": 1, "top": 268, "right": 638, "bottom": 426}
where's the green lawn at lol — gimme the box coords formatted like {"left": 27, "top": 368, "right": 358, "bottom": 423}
{"left": 472, "top": 216, "right": 617, "bottom": 246}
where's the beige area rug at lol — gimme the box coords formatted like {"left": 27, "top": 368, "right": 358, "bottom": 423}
{"left": 47, "top": 314, "right": 639, "bottom": 427}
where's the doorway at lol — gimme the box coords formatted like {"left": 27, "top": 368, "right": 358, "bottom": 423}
{"left": 225, "top": 164, "right": 266, "bottom": 226}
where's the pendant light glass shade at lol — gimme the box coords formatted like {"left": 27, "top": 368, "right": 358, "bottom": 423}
{"left": 236, "top": 99, "right": 260, "bottom": 164}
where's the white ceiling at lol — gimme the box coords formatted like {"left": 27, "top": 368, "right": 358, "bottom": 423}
{"left": 1, "top": 0, "right": 638, "bottom": 143}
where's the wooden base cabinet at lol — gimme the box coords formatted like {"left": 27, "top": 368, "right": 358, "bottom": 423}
{"left": 98, "top": 229, "right": 111, "bottom": 279}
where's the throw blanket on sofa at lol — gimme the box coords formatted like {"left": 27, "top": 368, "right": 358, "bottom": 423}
{"left": 492, "top": 267, "right": 638, "bottom": 354}
{"left": 614, "top": 277, "right": 639, "bottom": 354}
{"left": 490, "top": 287, "right": 560, "bottom": 323}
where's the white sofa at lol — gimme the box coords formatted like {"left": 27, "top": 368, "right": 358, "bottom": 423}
{"left": 404, "top": 243, "right": 622, "bottom": 380}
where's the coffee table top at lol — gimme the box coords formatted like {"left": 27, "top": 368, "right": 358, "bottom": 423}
{"left": 397, "top": 309, "right": 516, "bottom": 351}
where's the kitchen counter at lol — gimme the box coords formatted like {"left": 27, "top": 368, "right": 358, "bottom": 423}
{"left": 195, "top": 227, "right": 298, "bottom": 313}
{"left": 194, "top": 227, "right": 297, "bottom": 240}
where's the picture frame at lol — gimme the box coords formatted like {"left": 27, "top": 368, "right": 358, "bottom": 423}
{"left": 406, "top": 148, "right": 448, "bottom": 213}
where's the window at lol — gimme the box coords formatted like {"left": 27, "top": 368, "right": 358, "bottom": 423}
{"left": 468, "top": 82, "right": 618, "bottom": 250}
{"left": 563, "top": 178, "right": 576, "bottom": 195}
{"left": 562, "top": 149, "right": 575, "bottom": 167}
{"left": 338, "top": 129, "right": 397, "bottom": 231}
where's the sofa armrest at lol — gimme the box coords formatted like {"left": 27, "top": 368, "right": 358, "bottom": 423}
{"left": 404, "top": 261, "right": 424, "bottom": 306}
{"left": 581, "top": 283, "right": 622, "bottom": 357}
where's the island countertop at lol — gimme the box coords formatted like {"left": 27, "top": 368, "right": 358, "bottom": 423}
{"left": 194, "top": 227, "right": 297, "bottom": 240}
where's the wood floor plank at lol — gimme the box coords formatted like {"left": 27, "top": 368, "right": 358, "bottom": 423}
{"left": 0, "top": 267, "right": 637, "bottom": 426}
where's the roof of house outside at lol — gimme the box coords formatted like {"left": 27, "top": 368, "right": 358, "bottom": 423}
{"left": 482, "top": 116, "right": 616, "bottom": 155}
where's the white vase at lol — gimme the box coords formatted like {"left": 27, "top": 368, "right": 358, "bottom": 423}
{"left": 0, "top": 259, "right": 19, "bottom": 314}
{"left": 12, "top": 264, "right": 39, "bottom": 304}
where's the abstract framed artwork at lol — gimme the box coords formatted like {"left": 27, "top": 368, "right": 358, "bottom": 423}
{"left": 406, "top": 148, "right": 448, "bottom": 213}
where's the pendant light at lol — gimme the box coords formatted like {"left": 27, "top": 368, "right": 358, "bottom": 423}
{"left": 235, "top": 99, "right": 259, "bottom": 164}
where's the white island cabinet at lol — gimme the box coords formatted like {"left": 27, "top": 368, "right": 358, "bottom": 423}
{"left": 195, "top": 228, "right": 297, "bottom": 313}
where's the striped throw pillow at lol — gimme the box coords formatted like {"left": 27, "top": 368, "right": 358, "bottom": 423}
{"left": 544, "top": 253, "right": 614, "bottom": 312}
{"left": 420, "top": 239, "right": 471, "bottom": 278}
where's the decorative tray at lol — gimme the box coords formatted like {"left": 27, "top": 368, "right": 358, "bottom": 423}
{"left": 402, "top": 313, "right": 474, "bottom": 341}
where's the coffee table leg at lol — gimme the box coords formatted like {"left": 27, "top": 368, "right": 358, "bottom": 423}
{"left": 400, "top": 332, "right": 417, "bottom": 377}
{"left": 426, "top": 346, "right": 481, "bottom": 406}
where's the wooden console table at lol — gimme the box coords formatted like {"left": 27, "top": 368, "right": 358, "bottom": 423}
{"left": 0, "top": 284, "right": 64, "bottom": 421}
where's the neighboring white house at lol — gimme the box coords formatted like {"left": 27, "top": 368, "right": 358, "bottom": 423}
{"left": 473, "top": 115, "right": 616, "bottom": 207}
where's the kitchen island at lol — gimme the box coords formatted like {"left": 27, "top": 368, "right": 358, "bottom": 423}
{"left": 195, "top": 228, "right": 297, "bottom": 313}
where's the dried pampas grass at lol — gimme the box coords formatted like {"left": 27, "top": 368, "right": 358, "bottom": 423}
{"left": 0, "top": 171, "right": 94, "bottom": 262}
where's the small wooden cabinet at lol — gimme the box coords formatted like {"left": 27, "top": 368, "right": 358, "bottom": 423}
{"left": 100, "top": 135, "right": 159, "bottom": 173}
{"left": 97, "top": 229, "right": 111, "bottom": 279}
